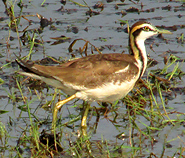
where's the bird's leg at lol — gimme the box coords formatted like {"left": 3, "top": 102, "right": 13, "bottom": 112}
{"left": 81, "top": 103, "right": 90, "bottom": 136}
{"left": 80, "top": 103, "right": 92, "bottom": 154}
{"left": 52, "top": 94, "right": 76, "bottom": 133}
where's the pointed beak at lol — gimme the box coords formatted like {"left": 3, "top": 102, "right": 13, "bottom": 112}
{"left": 157, "top": 28, "right": 172, "bottom": 34}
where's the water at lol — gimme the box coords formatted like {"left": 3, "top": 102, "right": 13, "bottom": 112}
{"left": 0, "top": 0, "right": 185, "bottom": 157}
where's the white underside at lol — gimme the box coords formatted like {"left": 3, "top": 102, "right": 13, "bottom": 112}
{"left": 76, "top": 77, "right": 138, "bottom": 102}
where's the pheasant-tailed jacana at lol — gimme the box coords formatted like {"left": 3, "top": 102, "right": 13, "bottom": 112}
{"left": 16, "top": 21, "right": 172, "bottom": 133}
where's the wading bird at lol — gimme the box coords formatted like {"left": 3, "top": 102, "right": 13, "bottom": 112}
{"left": 16, "top": 21, "right": 171, "bottom": 134}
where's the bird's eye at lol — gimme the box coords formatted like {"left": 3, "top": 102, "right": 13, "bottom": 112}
{"left": 143, "top": 27, "right": 150, "bottom": 31}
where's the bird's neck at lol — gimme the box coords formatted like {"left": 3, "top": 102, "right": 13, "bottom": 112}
{"left": 129, "top": 33, "right": 147, "bottom": 77}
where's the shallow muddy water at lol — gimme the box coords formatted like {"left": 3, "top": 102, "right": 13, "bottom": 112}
{"left": 0, "top": 0, "right": 185, "bottom": 157}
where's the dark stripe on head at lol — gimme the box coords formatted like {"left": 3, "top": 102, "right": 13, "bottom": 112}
{"left": 133, "top": 40, "right": 145, "bottom": 78}
{"left": 130, "top": 21, "right": 150, "bottom": 31}
{"left": 132, "top": 28, "right": 143, "bottom": 38}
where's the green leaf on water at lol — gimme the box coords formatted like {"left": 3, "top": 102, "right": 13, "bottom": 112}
{"left": 69, "top": 0, "right": 88, "bottom": 7}
{"left": 0, "top": 110, "right": 9, "bottom": 114}
{"left": 118, "top": 19, "right": 128, "bottom": 25}
{"left": 18, "top": 104, "right": 28, "bottom": 112}
{"left": 0, "top": 78, "right": 4, "bottom": 85}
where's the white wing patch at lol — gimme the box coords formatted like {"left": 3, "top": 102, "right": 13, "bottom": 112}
{"left": 115, "top": 64, "right": 130, "bottom": 74}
